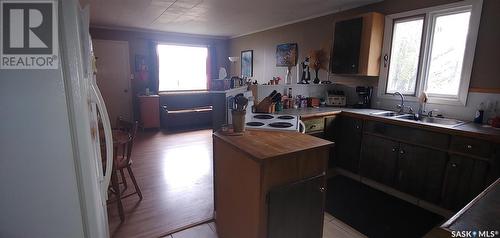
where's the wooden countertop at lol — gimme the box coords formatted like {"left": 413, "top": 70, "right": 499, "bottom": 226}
{"left": 213, "top": 129, "right": 333, "bottom": 161}
{"left": 426, "top": 179, "right": 500, "bottom": 237}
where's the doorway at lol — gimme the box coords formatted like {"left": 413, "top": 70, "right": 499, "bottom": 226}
{"left": 93, "top": 40, "right": 133, "bottom": 126}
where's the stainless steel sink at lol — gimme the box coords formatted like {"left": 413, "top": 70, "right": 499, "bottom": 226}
{"left": 370, "top": 111, "right": 466, "bottom": 127}
{"left": 394, "top": 114, "right": 465, "bottom": 127}
{"left": 371, "top": 111, "right": 401, "bottom": 117}
{"left": 420, "top": 117, "right": 466, "bottom": 126}
{"left": 395, "top": 114, "right": 418, "bottom": 120}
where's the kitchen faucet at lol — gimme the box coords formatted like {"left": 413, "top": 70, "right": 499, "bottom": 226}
{"left": 393, "top": 92, "right": 405, "bottom": 114}
{"left": 393, "top": 91, "right": 414, "bottom": 115}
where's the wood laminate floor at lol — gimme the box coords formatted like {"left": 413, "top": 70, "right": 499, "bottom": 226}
{"left": 107, "top": 129, "right": 214, "bottom": 238}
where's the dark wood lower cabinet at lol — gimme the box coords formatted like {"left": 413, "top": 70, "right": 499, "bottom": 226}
{"left": 360, "top": 135, "right": 447, "bottom": 203}
{"left": 441, "top": 155, "right": 490, "bottom": 211}
{"left": 396, "top": 144, "right": 447, "bottom": 204}
{"left": 332, "top": 116, "right": 363, "bottom": 173}
{"left": 359, "top": 134, "right": 399, "bottom": 186}
{"left": 268, "top": 175, "right": 325, "bottom": 238}
{"left": 329, "top": 115, "right": 500, "bottom": 212}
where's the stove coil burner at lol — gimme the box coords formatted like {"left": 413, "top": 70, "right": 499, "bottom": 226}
{"left": 268, "top": 122, "right": 294, "bottom": 128}
{"left": 254, "top": 114, "right": 274, "bottom": 120}
{"left": 246, "top": 122, "right": 265, "bottom": 127}
{"left": 277, "top": 115, "right": 295, "bottom": 120}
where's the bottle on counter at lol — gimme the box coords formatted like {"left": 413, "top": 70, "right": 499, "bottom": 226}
{"left": 276, "top": 101, "right": 283, "bottom": 112}
{"left": 474, "top": 102, "right": 485, "bottom": 124}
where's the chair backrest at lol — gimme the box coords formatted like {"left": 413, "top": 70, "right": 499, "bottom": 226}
{"left": 116, "top": 117, "right": 139, "bottom": 164}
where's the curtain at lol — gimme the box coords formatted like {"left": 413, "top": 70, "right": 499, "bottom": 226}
{"left": 206, "top": 45, "right": 217, "bottom": 90}
{"left": 148, "top": 40, "right": 159, "bottom": 93}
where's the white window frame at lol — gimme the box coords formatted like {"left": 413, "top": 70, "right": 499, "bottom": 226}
{"left": 377, "top": 0, "right": 483, "bottom": 106}
{"left": 157, "top": 42, "right": 209, "bottom": 92}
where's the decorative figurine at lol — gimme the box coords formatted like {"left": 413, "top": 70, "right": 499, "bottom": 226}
{"left": 299, "top": 57, "right": 311, "bottom": 84}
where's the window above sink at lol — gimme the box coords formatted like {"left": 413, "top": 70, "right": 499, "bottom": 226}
{"left": 377, "top": 0, "right": 483, "bottom": 106}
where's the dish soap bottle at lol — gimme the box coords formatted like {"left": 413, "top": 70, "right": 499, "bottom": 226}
{"left": 474, "top": 102, "right": 485, "bottom": 124}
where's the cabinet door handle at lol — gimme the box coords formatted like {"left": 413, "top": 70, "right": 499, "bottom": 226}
{"left": 392, "top": 147, "right": 398, "bottom": 152}
{"left": 451, "top": 163, "right": 458, "bottom": 168}
{"left": 319, "top": 187, "right": 326, "bottom": 193}
{"left": 399, "top": 149, "right": 405, "bottom": 154}
{"left": 466, "top": 144, "right": 473, "bottom": 149}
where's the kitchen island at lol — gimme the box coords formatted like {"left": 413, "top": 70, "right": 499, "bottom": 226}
{"left": 213, "top": 129, "right": 333, "bottom": 238}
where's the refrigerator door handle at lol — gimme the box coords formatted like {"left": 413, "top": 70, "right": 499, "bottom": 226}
{"left": 91, "top": 83, "right": 114, "bottom": 197}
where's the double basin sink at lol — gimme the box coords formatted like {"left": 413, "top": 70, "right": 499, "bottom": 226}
{"left": 371, "top": 111, "right": 466, "bottom": 127}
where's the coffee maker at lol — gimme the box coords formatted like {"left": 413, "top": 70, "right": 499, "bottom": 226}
{"left": 353, "top": 86, "right": 373, "bottom": 108}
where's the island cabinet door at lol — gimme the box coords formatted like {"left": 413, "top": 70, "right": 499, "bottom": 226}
{"left": 267, "top": 175, "right": 325, "bottom": 238}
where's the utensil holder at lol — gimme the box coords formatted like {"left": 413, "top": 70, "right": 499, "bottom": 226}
{"left": 232, "top": 110, "right": 246, "bottom": 133}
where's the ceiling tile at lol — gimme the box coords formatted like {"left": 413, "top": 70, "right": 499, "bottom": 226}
{"left": 81, "top": 0, "right": 382, "bottom": 37}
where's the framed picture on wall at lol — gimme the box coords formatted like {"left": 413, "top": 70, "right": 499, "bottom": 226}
{"left": 276, "top": 43, "right": 298, "bottom": 67}
{"left": 241, "top": 50, "right": 253, "bottom": 77}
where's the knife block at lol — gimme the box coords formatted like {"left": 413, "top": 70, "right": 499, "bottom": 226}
{"left": 255, "top": 101, "right": 275, "bottom": 113}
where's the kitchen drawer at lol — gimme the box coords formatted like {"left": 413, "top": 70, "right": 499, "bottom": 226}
{"left": 364, "top": 121, "right": 449, "bottom": 150}
{"left": 303, "top": 118, "right": 325, "bottom": 133}
{"left": 450, "top": 136, "right": 492, "bottom": 158}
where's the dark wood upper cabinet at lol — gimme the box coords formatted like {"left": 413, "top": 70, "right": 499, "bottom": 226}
{"left": 331, "top": 17, "right": 363, "bottom": 74}
{"left": 330, "top": 12, "right": 384, "bottom": 76}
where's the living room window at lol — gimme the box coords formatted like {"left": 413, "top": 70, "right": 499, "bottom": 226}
{"left": 378, "top": 0, "right": 482, "bottom": 105}
{"left": 157, "top": 44, "right": 208, "bottom": 91}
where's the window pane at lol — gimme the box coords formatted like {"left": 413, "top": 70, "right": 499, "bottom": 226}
{"left": 158, "top": 45, "right": 208, "bottom": 91}
{"left": 426, "top": 11, "right": 471, "bottom": 96}
{"left": 386, "top": 18, "right": 424, "bottom": 95}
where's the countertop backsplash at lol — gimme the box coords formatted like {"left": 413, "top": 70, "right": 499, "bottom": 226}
{"left": 253, "top": 82, "right": 500, "bottom": 123}
{"left": 255, "top": 84, "right": 335, "bottom": 102}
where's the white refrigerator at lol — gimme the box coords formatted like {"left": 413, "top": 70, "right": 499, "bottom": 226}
{"left": 0, "top": 0, "right": 113, "bottom": 237}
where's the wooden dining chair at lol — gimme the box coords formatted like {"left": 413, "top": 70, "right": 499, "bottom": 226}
{"left": 114, "top": 117, "right": 143, "bottom": 201}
